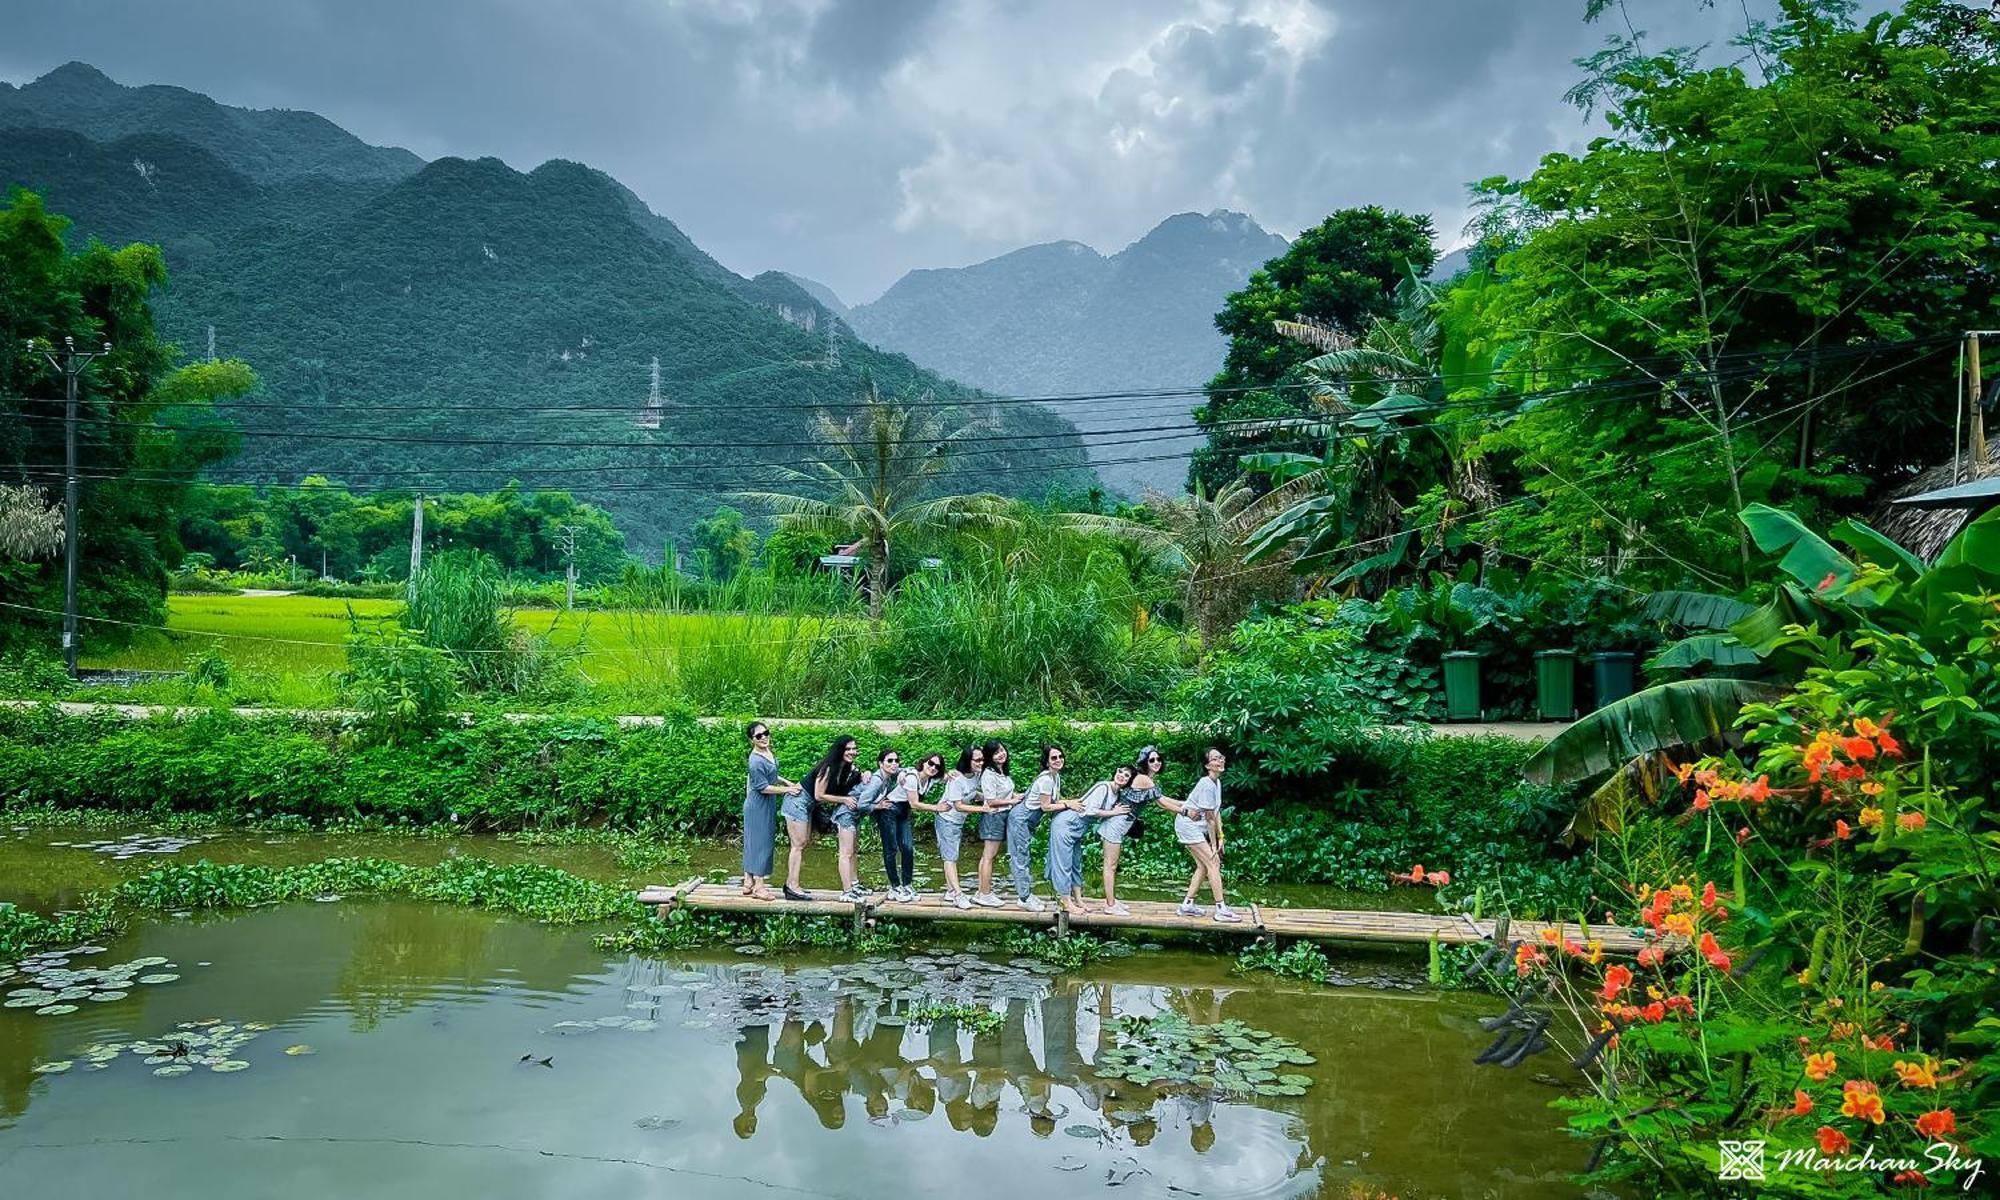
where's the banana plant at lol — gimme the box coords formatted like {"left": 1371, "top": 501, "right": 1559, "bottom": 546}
{"left": 1527, "top": 503, "right": 2000, "bottom": 795}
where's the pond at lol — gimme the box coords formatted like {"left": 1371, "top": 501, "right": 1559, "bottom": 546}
{"left": 2, "top": 828, "right": 1591, "bottom": 1198}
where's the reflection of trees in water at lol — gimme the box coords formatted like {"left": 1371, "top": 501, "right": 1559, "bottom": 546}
{"left": 727, "top": 981, "right": 1247, "bottom": 1155}
{"left": 332, "top": 904, "right": 499, "bottom": 1031}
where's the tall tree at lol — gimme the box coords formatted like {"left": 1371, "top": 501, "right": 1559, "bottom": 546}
{"left": 1189, "top": 206, "right": 1436, "bottom": 493}
{"left": 733, "top": 385, "right": 1014, "bottom": 621}
{"left": 0, "top": 189, "right": 252, "bottom": 652}
{"left": 1470, "top": 0, "right": 2000, "bottom": 584}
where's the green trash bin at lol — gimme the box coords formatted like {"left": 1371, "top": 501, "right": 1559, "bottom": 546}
{"left": 1441, "top": 651, "right": 1482, "bottom": 722}
{"left": 1534, "top": 649, "right": 1577, "bottom": 721}
{"left": 1592, "top": 651, "right": 1637, "bottom": 710}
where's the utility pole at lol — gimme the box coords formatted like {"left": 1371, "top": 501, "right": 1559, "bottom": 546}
{"left": 407, "top": 494, "right": 425, "bottom": 601}
{"left": 33, "top": 337, "right": 112, "bottom": 679}
{"left": 555, "top": 524, "right": 581, "bottom": 610}
{"left": 1970, "top": 333, "right": 1986, "bottom": 476}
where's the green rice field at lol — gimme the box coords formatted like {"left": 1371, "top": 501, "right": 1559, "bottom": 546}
{"left": 79, "top": 593, "right": 842, "bottom": 689}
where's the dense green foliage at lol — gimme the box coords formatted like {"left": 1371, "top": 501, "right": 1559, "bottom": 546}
{"left": 175, "top": 479, "right": 628, "bottom": 584}
{"left": 0, "top": 707, "right": 1585, "bottom": 911}
{"left": 1199, "top": 0, "right": 1999, "bottom": 596}
{"left": 0, "top": 189, "right": 255, "bottom": 651}
{"left": 1190, "top": 206, "right": 1438, "bottom": 492}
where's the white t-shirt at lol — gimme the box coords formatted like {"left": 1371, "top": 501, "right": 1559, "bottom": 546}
{"left": 1175, "top": 776, "right": 1221, "bottom": 841}
{"left": 1027, "top": 770, "right": 1060, "bottom": 806}
{"left": 979, "top": 768, "right": 1014, "bottom": 805}
{"left": 1079, "top": 781, "right": 1121, "bottom": 815}
{"left": 938, "top": 774, "right": 975, "bottom": 825}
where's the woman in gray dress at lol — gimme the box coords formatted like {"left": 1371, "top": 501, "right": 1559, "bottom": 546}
{"left": 742, "top": 722, "right": 800, "bottom": 900}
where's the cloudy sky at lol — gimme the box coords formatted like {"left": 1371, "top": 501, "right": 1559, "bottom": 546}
{"left": 0, "top": 0, "right": 1773, "bottom": 302}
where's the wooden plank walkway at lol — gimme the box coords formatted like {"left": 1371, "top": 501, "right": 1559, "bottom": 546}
{"left": 636, "top": 880, "right": 1653, "bottom": 954}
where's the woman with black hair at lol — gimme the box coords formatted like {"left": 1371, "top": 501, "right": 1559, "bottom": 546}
{"left": 790, "top": 735, "right": 859, "bottom": 902}
{"left": 840, "top": 746, "right": 898, "bottom": 903}
{"left": 1160, "top": 747, "right": 1241, "bottom": 922}
{"left": 742, "top": 721, "right": 801, "bottom": 901}
{"left": 876, "top": 750, "right": 942, "bottom": 903}
{"left": 972, "top": 739, "right": 1019, "bottom": 908}
{"left": 1006, "top": 744, "right": 1063, "bottom": 911}
{"left": 820, "top": 736, "right": 868, "bottom": 902}
{"left": 1084, "top": 763, "right": 1136, "bottom": 915}
{"left": 914, "top": 743, "right": 987, "bottom": 909}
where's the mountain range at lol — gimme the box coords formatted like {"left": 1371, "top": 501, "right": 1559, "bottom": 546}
{"left": 0, "top": 63, "right": 1090, "bottom": 552}
{"left": 846, "top": 212, "right": 1291, "bottom": 494}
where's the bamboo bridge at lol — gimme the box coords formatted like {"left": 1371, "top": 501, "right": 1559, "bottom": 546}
{"left": 636, "top": 879, "right": 1654, "bottom": 954}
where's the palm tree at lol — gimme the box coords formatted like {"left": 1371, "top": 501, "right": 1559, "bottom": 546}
{"left": 1066, "top": 480, "right": 1291, "bottom": 650}
{"left": 733, "top": 386, "right": 1014, "bottom": 622}
{"left": 1243, "top": 272, "right": 1502, "bottom": 589}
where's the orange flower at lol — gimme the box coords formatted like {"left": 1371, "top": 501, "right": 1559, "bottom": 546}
{"left": 1859, "top": 807, "right": 1885, "bottom": 830}
{"left": 1692, "top": 789, "right": 1711, "bottom": 811}
{"left": 1640, "top": 1001, "right": 1666, "bottom": 1023}
{"left": 1600, "top": 964, "right": 1633, "bottom": 1002}
{"left": 1830, "top": 1021, "right": 1858, "bottom": 1041}
{"left": 1816, "top": 1125, "right": 1851, "bottom": 1155}
{"left": 1636, "top": 945, "right": 1664, "bottom": 969}
{"left": 1914, "top": 1108, "right": 1956, "bottom": 1137}
{"left": 1409, "top": 864, "right": 1426, "bottom": 883}
{"left": 1669, "top": 883, "right": 1694, "bottom": 903}
{"left": 1540, "top": 927, "right": 1561, "bottom": 945}
{"left": 1584, "top": 939, "right": 1603, "bottom": 965}
{"left": 1700, "top": 881, "right": 1718, "bottom": 910}
{"left": 1671, "top": 760, "right": 1695, "bottom": 785}
{"left": 1889, "top": 1170, "right": 1928, "bottom": 1188}
{"left": 1898, "top": 811, "right": 1927, "bottom": 833}
{"left": 1893, "top": 1059, "right": 1938, "bottom": 1089}
{"left": 1863, "top": 1033, "right": 1898, "bottom": 1053}
{"left": 1840, "top": 1082, "right": 1885, "bottom": 1124}
{"left": 1853, "top": 717, "right": 1882, "bottom": 738}
{"left": 1835, "top": 819, "right": 1853, "bottom": 840}
{"left": 1861, "top": 780, "right": 1884, "bottom": 797}
{"left": 1804, "top": 1050, "right": 1837, "bottom": 1081}
{"left": 1513, "top": 944, "right": 1546, "bottom": 977}
{"left": 1877, "top": 730, "right": 1902, "bottom": 756}
{"left": 1790, "top": 1089, "right": 1814, "bottom": 1116}
{"left": 1742, "top": 774, "right": 1772, "bottom": 803}
{"left": 1664, "top": 912, "right": 1696, "bottom": 937}
{"left": 1842, "top": 736, "right": 1877, "bottom": 761}
{"left": 1697, "top": 930, "right": 1731, "bottom": 971}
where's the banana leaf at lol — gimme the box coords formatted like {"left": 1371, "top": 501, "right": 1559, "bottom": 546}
{"left": 1828, "top": 518, "right": 1925, "bottom": 582}
{"left": 1740, "top": 503, "right": 1864, "bottom": 597}
{"left": 1524, "top": 677, "right": 1782, "bottom": 785}
{"left": 1637, "top": 590, "right": 1756, "bottom": 630}
{"left": 1651, "top": 633, "right": 1761, "bottom": 670}
{"left": 1328, "top": 530, "right": 1415, "bottom": 586}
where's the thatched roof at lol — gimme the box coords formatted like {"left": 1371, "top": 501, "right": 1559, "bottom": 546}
{"left": 1870, "top": 444, "right": 1999, "bottom": 562}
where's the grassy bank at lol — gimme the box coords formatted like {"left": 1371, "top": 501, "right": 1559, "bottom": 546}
{"left": 0, "top": 705, "right": 1592, "bottom": 918}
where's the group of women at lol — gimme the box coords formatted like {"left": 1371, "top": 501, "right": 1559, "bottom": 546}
{"left": 741, "top": 722, "right": 1241, "bottom": 922}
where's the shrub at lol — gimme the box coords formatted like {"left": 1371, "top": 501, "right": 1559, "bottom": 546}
{"left": 340, "top": 624, "right": 461, "bottom": 746}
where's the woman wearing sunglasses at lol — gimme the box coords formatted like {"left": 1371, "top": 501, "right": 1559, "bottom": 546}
{"left": 877, "top": 751, "right": 943, "bottom": 903}
{"left": 742, "top": 722, "right": 801, "bottom": 901}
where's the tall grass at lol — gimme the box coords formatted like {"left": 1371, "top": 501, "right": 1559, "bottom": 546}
{"left": 404, "top": 551, "right": 575, "bottom": 695}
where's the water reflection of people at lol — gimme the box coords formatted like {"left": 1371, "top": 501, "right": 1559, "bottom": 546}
{"left": 726, "top": 980, "right": 1254, "bottom": 1151}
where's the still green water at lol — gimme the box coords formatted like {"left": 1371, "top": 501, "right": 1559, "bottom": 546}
{"left": 2, "top": 826, "right": 1588, "bottom": 1198}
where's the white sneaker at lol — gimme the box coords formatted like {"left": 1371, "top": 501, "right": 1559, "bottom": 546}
{"left": 952, "top": 892, "right": 973, "bottom": 910}
{"left": 1177, "top": 900, "right": 1202, "bottom": 918}
{"left": 1104, "top": 901, "right": 1131, "bottom": 916}
{"left": 901, "top": 886, "right": 918, "bottom": 903}
{"left": 1213, "top": 905, "right": 1243, "bottom": 923}
{"left": 1018, "top": 895, "right": 1045, "bottom": 912}
{"left": 973, "top": 893, "right": 1005, "bottom": 908}
{"left": 837, "top": 887, "right": 861, "bottom": 903}
{"left": 854, "top": 882, "right": 874, "bottom": 895}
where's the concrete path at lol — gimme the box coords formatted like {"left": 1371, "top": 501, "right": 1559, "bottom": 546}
{"left": 0, "top": 698, "right": 1566, "bottom": 740}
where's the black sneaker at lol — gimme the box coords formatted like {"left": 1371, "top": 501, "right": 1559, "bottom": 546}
{"left": 783, "top": 886, "right": 812, "bottom": 902}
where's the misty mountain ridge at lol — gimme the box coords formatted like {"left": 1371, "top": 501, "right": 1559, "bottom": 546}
{"left": 0, "top": 63, "right": 1088, "bottom": 552}
{"left": 848, "top": 210, "right": 1291, "bottom": 495}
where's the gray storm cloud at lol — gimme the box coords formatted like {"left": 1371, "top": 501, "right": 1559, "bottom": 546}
{"left": 0, "top": 0, "right": 1777, "bottom": 301}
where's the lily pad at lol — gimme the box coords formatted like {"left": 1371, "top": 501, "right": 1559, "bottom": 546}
{"left": 130, "top": 956, "right": 170, "bottom": 968}
{"left": 210, "top": 1060, "right": 250, "bottom": 1073}
{"left": 1064, "top": 1124, "right": 1101, "bottom": 1139}
{"left": 88, "top": 991, "right": 128, "bottom": 1002}
{"left": 284, "top": 1044, "right": 315, "bottom": 1056}
{"left": 35, "top": 1004, "right": 78, "bottom": 1016}
{"left": 137, "top": 974, "right": 180, "bottom": 985}
{"left": 32, "top": 1060, "right": 72, "bottom": 1074}
{"left": 153, "top": 1064, "right": 192, "bottom": 1077}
